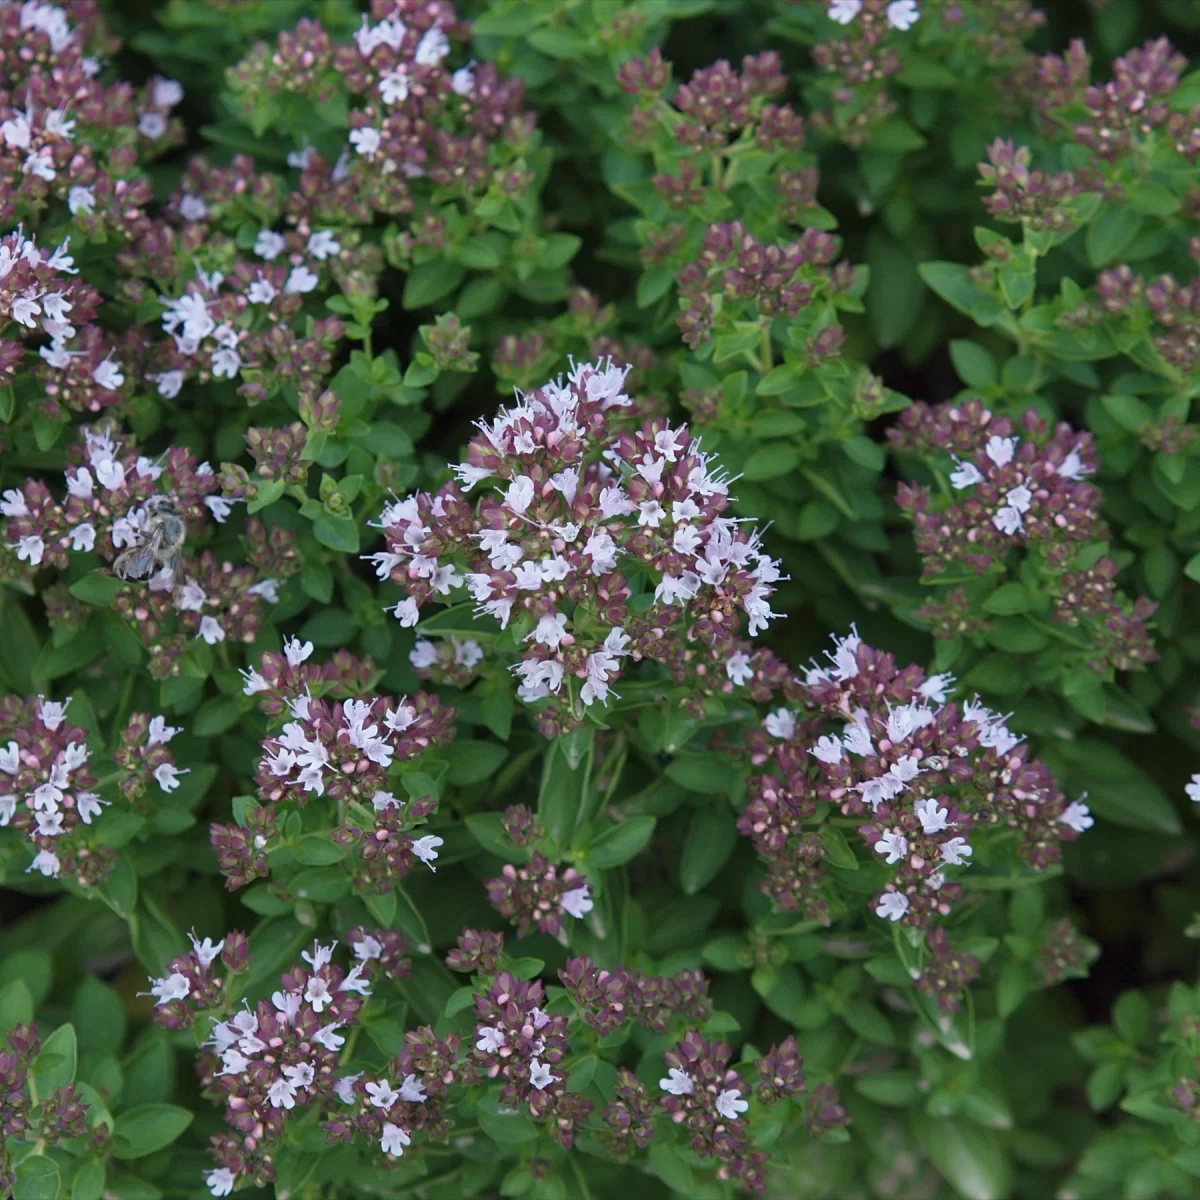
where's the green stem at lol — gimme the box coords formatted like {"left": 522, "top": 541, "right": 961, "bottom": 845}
{"left": 109, "top": 672, "right": 136, "bottom": 745}
{"left": 569, "top": 1154, "right": 596, "bottom": 1200}
{"left": 759, "top": 321, "right": 772, "bottom": 375}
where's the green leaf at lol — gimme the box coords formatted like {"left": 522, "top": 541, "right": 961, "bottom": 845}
{"left": 312, "top": 513, "right": 359, "bottom": 553}
{"left": 679, "top": 806, "right": 736, "bottom": 895}
{"left": 914, "top": 1115, "right": 1012, "bottom": 1200}
{"left": 478, "top": 1105, "right": 537, "bottom": 1144}
{"left": 819, "top": 824, "right": 859, "bottom": 870}
{"left": 742, "top": 444, "right": 799, "bottom": 481}
{"left": 72, "top": 976, "right": 125, "bottom": 1052}
{"left": 856, "top": 1069, "right": 922, "bottom": 1106}
{"left": 68, "top": 574, "right": 124, "bottom": 606}
{"left": 294, "top": 835, "right": 346, "bottom": 866}
{"left": 527, "top": 26, "right": 590, "bottom": 58}
{"left": 33, "top": 1023, "right": 77, "bottom": 1095}
{"left": 1185, "top": 551, "right": 1200, "bottom": 584}
{"left": 446, "top": 741, "right": 508, "bottom": 785}
{"left": 587, "top": 816, "right": 656, "bottom": 869}
{"left": 842, "top": 999, "right": 895, "bottom": 1045}
{"left": 1085, "top": 207, "right": 1144, "bottom": 267}
{"left": 112, "top": 1104, "right": 194, "bottom": 1159}
{"left": 919, "top": 261, "right": 1002, "bottom": 325}
{"left": 538, "top": 732, "right": 592, "bottom": 846}
{"left": 70, "top": 1158, "right": 106, "bottom": 1200}
{"left": 982, "top": 582, "right": 1032, "bottom": 615}
{"left": 648, "top": 1141, "right": 695, "bottom": 1195}
{"left": 13, "top": 1156, "right": 60, "bottom": 1200}
{"left": 1058, "top": 740, "right": 1181, "bottom": 834}
{"left": 192, "top": 696, "right": 242, "bottom": 737}
{"left": 402, "top": 261, "right": 466, "bottom": 310}
{"left": 949, "top": 340, "right": 998, "bottom": 388}
{"left": 0, "top": 980, "right": 33, "bottom": 1034}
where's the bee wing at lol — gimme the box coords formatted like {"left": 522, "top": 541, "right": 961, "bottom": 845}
{"left": 114, "top": 528, "right": 165, "bottom": 580}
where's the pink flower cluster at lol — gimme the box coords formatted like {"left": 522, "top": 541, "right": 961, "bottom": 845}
{"left": 228, "top": 0, "right": 534, "bottom": 221}
{"left": 0, "top": 692, "right": 182, "bottom": 885}
{"left": 250, "top": 635, "right": 454, "bottom": 807}
{"left": 0, "top": 4, "right": 184, "bottom": 416}
{"left": 893, "top": 400, "right": 1103, "bottom": 574}
{"left": 374, "top": 358, "right": 784, "bottom": 736}
{"left": 740, "top": 628, "right": 1092, "bottom": 928}
{"left": 193, "top": 937, "right": 375, "bottom": 1195}
{"left": 469, "top": 971, "right": 592, "bottom": 1149}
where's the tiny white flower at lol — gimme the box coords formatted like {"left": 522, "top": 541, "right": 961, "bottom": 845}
{"left": 285, "top": 265, "right": 319, "bottom": 294}
{"left": 411, "top": 834, "right": 443, "bottom": 870}
{"left": 914, "top": 798, "right": 951, "bottom": 834}
{"left": 153, "top": 78, "right": 185, "bottom": 107}
{"left": 886, "top": 0, "right": 920, "bottom": 30}
{"left": 15, "top": 535, "right": 44, "bottom": 566}
{"left": 726, "top": 651, "right": 754, "bottom": 686}
{"left": 137, "top": 111, "right": 167, "bottom": 140}
{"left": 715, "top": 1088, "right": 748, "bottom": 1120}
{"left": 1059, "top": 800, "right": 1095, "bottom": 832}
{"left": 179, "top": 194, "right": 207, "bottom": 222}
{"left": 984, "top": 435, "right": 1016, "bottom": 467}
{"left": 660, "top": 1067, "right": 693, "bottom": 1096}
{"left": 1005, "top": 484, "right": 1033, "bottom": 514}
{"left": 875, "top": 830, "right": 909, "bottom": 865}
{"left": 414, "top": 25, "right": 449, "bottom": 65}
{"left": 939, "top": 836, "right": 973, "bottom": 867}
{"left": 475, "top": 1026, "right": 506, "bottom": 1053}
{"left": 949, "top": 458, "right": 983, "bottom": 489}
{"left": 366, "top": 1079, "right": 400, "bottom": 1110}
{"left": 992, "top": 506, "right": 1022, "bottom": 536}
{"left": 254, "top": 229, "right": 285, "bottom": 260}
{"left": 1188, "top": 774, "right": 1200, "bottom": 804}
{"left": 1057, "top": 448, "right": 1089, "bottom": 480}
{"left": 529, "top": 1059, "right": 555, "bottom": 1090}
{"left": 810, "top": 735, "right": 844, "bottom": 765}
{"left": 349, "top": 126, "right": 381, "bottom": 159}
{"left": 764, "top": 708, "right": 796, "bottom": 740}
{"left": 562, "top": 883, "right": 593, "bottom": 919}
{"left": 148, "top": 971, "right": 190, "bottom": 1006}
{"left": 198, "top": 615, "right": 225, "bottom": 645}
{"left": 283, "top": 637, "right": 314, "bottom": 667}
{"left": 154, "top": 763, "right": 189, "bottom": 792}
{"left": 27, "top": 849, "right": 60, "bottom": 878}
{"left": 380, "top": 1122, "right": 410, "bottom": 1157}
{"left": 92, "top": 356, "right": 124, "bottom": 390}
{"left": 875, "top": 891, "right": 909, "bottom": 922}
{"left": 379, "top": 67, "right": 410, "bottom": 105}
{"left": 307, "top": 230, "right": 341, "bottom": 261}
{"left": 827, "top": 0, "right": 862, "bottom": 22}
{"left": 204, "top": 1167, "right": 236, "bottom": 1197}
{"left": 398, "top": 1074, "right": 426, "bottom": 1103}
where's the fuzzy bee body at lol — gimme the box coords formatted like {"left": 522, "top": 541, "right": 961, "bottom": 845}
{"left": 113, "top": 494, "right": 186, "bottom": 586}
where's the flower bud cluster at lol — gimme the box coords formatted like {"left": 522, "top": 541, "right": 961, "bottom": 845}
{"left": 740, "top": 629, "right": 1091, "bottom": 929}
{"left": 470, "top": 971, "right": 592, "bottom": 1149}
{"left": 977, "top": 139, "right": 1083, "bottom": 232}
{"left": 0, "top": 8, "right": 185, "bottom": 417}
{"left": 893, "top": 401, "right": 1104, "bottom": 574}
{"left": 1039, "top": 917, "right": 1099, "bottom": 985}
{"left": 658, "top": 1031, "right": 763, "bottom": 1191}
{"left": 0, "top": 1019, "right": 89, "bottom": 1169}
{"left": 484, "top": 851, "right": 594, "bottom": 940}
{"left": 374, "top": 359, "right": 784, "bottom": 737}
{"left": 559, "top": 955, "right": 712, "bottom": 1035}
{"left": 1036, "top": 37, "right": 1187, "bottom": 162}
{"left": 674, "top": 221, "right": 844, "bottom": 350}
{"left": 249, "top": 637, "right": 452, "bottom": 808}
{"left": 226, "top": 0, "right": 536, "bottom": 224}
{"left": 915, "top": 926, "right": 982, "bottom": 1015}
{"left": 194, "top": 938, "right": 373, "bottom": 1195}
{"left": 144, "top": 930, "right": 249, "bottom": 1031}
{"left": 0, "top": 693, "right": 181, "bottom": 884}
{"left": 1096, "top": 265, "right": 1200, "bottom": 374}
{"left": 325, "top": 1024, "right": 460, "bottom": 1159}
{"left": 808, "top": 2, "right": 920, "bottom": 146}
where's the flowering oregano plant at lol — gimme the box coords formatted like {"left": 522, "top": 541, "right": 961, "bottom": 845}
{"left": 1, "top": 2, "right": 1199, "bottom": 1199}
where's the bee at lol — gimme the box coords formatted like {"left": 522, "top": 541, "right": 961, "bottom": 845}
{"left": 113, "top": 494, "right": 186, "bottom": 587}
